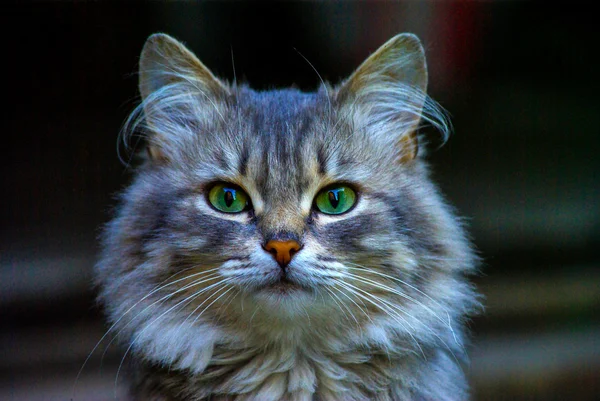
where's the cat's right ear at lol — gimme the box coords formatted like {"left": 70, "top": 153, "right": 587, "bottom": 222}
{"left": 137, "top": 33, "right": 229, "bottom": 162}
{"left": 335, "top": 34, "right": 448, "bottom": 163}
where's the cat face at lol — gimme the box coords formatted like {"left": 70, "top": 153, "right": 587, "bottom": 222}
{"left": 97, "top": 34, "right": 476, "bottom": 366}
{"left": 140, "top": 86, "right": 427, "bottom": 313}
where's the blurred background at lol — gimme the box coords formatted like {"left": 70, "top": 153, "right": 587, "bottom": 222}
{"left": 2, "top": 2, "right": 598, "bottom": 400}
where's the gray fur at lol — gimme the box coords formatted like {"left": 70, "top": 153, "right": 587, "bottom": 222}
{"left": 95, "top": 33, "right": 480, "bottom": 401}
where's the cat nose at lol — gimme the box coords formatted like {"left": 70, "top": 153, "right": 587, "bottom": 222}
{"left": 263, "top": 240, "right": 301, "bottom": 268}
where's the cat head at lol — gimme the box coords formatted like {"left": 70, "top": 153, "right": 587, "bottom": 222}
{"left": 98, "top": 33, "right": 475, "bottom": 364}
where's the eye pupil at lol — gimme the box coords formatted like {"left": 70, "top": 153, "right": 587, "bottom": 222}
{"left": 224, "top": 189, "right": 235, "bottom": 207}
{"left": 314, "top": 185, "right": 356, "bottom": 215}
{"left": 328, "top": 190, "right": 340, "bottom": 209}
{"left": 208, "top": 183, "right": 249, "bottom": 213}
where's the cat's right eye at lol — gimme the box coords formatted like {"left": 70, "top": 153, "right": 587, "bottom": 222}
{"left": 314, "top": 184, "right": 357, "bottom": 215}
{"left": 208, "top": 183, "right": 250, "bottom": 213}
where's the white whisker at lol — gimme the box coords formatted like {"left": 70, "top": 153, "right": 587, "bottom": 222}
{"left": 293, "top": 47, "right": 332, "bottom": 119}
{"left": 325, "top": 287, "right": 352, "bottom": 322}
{"left": 333, "top": 279, "right": 426, "bottom": 360}
{"left": 72, "top": 266, "right": 219, "bottom": 398}
{"left": 114, "top": 277, "right": 231, "bottom": 395}
{"left": 345, "top": 263, "right": 451, "bottom": 316}
{"left": 101, "top": 272, "right": 222, "bottom": 359}
{"left": 341, "top": 269, "right": 465, "bottom": 363}
{"left": 180, "top": 279, "right": 235, "bottom": 329}
{"left": 188, "top": 285, "right": 235, "bottom": 327}
{"left": 331, "top": 284, "right": 373, "bottom": 326}
{"left": 344, "top": 270, "right": 449, "bottom": 327}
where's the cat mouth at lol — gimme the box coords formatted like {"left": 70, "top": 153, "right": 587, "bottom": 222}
{"left": 260, "top": 273, "right": 308, "bottom": 295}
{"left": 270, "top": 276, "right": 297, "bottom": 290}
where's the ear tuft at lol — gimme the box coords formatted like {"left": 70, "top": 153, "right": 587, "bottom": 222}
{"left": 139, "top": 33, "right": 228, "bottom": 100}
{"left": 336, "top": 33, "right": 448, "bottom": 163}
{"left": 345, "top": 33, "right": 427, "bottom": 97}
{"left": 120, "top": 33, "right": 231, "bottom": 166}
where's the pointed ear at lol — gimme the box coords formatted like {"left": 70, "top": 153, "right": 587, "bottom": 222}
{"left": 135, "top": 33, "right": 229, "bottom": 163}
{"left": 336, "top": 33, "right": 437, "bottom": 163}
{"left": 139, "top": 33, "right": 228, "bottom": 101}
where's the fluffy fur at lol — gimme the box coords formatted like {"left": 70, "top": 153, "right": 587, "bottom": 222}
{"left": 95, "top": 33, "right": 480, "bottom": 401}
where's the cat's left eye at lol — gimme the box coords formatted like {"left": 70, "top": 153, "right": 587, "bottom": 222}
{"left": 208, "top": 183, "right": 250, "bottom": 213}
{"left": 314, "top": 185, "right": 357, "bottom": 215}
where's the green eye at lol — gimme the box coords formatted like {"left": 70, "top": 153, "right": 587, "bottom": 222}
{"left": 208, "top": 183, "right": 250, "bottom": 213}
{"left": 314, "top": 185, "right": 357, "bottom": 215}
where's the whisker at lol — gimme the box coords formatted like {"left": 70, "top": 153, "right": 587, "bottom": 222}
{"left": 325, "top": 287, "right": 353, "bottom": 324}
{"left": 331, "top": 284, "right": 373, "bottom": 326}
{"left": 179, "top": 279, "right": 235, "bottom": 329}
{"left": 341, "top": 270, "right": 464, "bottom": 363}
{"left": 170, "top": 284, "right": 237, "bottom": 374}
{"left": 345, "top": 263, "right": 465, "bottom": 349}
{"left": 166, "top": 284, "right": 238, "bottom": 374}
{"left": 114, "top": 277, "right": 232, "bottom": 396}
{"left": 230, "top": 46, "right": 237, "bottom": 86}
{"left": 100, "top": 272, "right": 222, "bottom": 362}
{"left": 188, "top": 285, "right": 235, "bottom": 327}
{"left": 345, "top": 263, "right": 451, "bottom": 315}
{"left": 327, "top": 286, "right": 366, "bottom": 338}
{"left": 218, "top": 287, "right": 238, "bottom": 316}
{"left": 344, "top": 270, "right": 449, "bottom": 328}
{"left": 249, "top": 304, "right": 262, "bottom": 324}
{"left": 302, "top": 304, "right": 312, "bottom": 327}
{"left": 293, "top": 47, "right": 332, "bottom": 119}
{"left": 361, "top": 284, "right": 460, "bottom": 363}
{"left": 72, "top": 266, "right": 219, "bottom": 398}
{"left": 336, "top": 279, "right": 415, "bottom": 323}
{"left": 333, "top": 279, "right": 426, "bottom": 360}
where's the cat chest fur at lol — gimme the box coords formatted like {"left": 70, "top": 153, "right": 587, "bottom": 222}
{"left": 131, "top": 328, "right": 467, "bottom": 401}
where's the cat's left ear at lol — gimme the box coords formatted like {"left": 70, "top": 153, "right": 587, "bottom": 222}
{"left": 138, "top": 33, "right": 229, "bottom": 162}
{"left": 139, "top": 33, "right": 229, "bottom": 101}
{"left": 336, "top": 34, "right": 433, "bottom": 163}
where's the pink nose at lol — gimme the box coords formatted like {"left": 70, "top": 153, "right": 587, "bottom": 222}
{"left": 264, "top": 240, "right": 301, "bottom": 267}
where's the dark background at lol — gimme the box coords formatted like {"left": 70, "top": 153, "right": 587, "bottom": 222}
{"left": 2, "top": 2, "right": 599, "bottom": 400}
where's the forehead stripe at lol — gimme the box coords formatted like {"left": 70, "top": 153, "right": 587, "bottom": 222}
{"left": 317, "top": 144, "right": 327, "bottom": 175}
{"left": 238, "top": 143, "right": 250, "bottom": 176}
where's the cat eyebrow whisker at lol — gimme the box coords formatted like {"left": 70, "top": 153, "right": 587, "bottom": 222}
{"left": 293, "top": 47, "right": 332, "bottom": 119}
{"left": 230, "top": 46, "right": 237, "bottom": 86}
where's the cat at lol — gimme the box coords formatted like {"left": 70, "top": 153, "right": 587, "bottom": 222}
{"left": 95, "top": 32, "right": 480, "bottom": 401}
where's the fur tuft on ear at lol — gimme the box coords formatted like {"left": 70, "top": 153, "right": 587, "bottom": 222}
{"left": 336, "top": 33, "right": 450, "bottom": 162}
{"left": 139, "top": 33, "right": 228, "bottom": 101}
{"left": 121, "top": 33, "right": 230, "bottom": 164}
